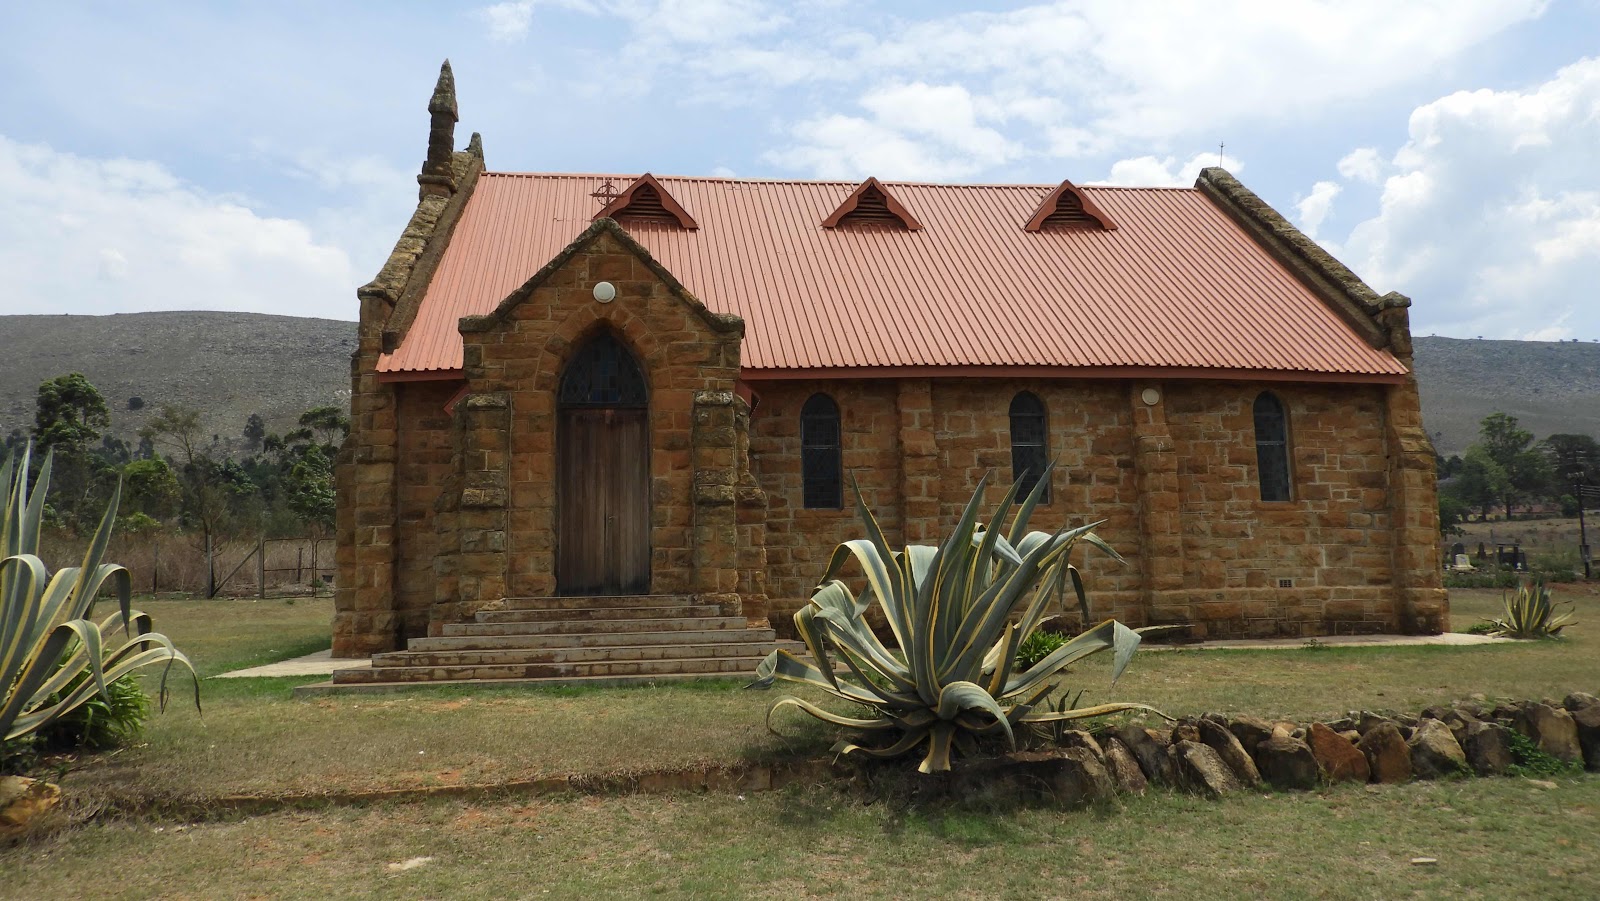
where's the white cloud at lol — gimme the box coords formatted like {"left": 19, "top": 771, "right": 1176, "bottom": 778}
{"left": 765, "top": 81, "right": 1026, "bottom": 179}
{"left": 478, "top": 0, "right": 599, "bottom": 42}
{"left": 1338, "top": 57, "right": 1600, "bottom": 340}
{"left": 473, "top": 1, "right": 1546, "bottom": 180}
{"left": 1096, "top": 152, "right": 1243, "bottom": 187}
{"left": 765, "top": 114, "right": 995, "bottom": 181}
{"left": 0, "top": 135, "right": 359, "bottom": 319}
{"left": 1295, "top": 180, "right": 1342, "bottom": 237}
{"left": 480, "top": 2, "right": 537, "bottom": 41}
{"left": 1337, "top": 147, "right": 1384, "bottom": 184}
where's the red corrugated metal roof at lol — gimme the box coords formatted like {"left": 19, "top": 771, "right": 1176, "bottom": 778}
{"left": 378, "top": 173, "right": 1408, "bottom": 379}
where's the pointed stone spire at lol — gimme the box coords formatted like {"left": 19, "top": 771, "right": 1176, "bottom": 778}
{"left": 429, "top": 59, "right": 458, "bottom": 118}
{"left": 466, "top": 131, "right": 484, "bottom": 163}
{"left": 419, "top": 60, "right": 459, "bottom": 199}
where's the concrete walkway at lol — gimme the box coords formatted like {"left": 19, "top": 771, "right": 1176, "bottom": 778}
{"left": 1146, "top": 632, "right": 1506, "bottom": 651}
{"left": 215, "top": 649, "right": 372, "bottom": 678}
{"left": 215, "top": 631, "right": 1505, "bottom": 678}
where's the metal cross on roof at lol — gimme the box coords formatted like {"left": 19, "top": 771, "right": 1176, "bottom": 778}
{"left": 590, "top": 179, "right": 622, "bottom": 207}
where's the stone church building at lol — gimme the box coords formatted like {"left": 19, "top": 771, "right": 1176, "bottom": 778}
{"left": 331, "top": 64, "right": 1445, "bottom": 681}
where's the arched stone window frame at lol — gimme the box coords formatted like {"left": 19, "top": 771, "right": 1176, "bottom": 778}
{"left": 801, "top": 393, "right": 843, "bottom": 509}
{"left": 1009, "top": 391, "right": 1050, "bottom": 504}
{"left": 1253, "top": 391, "right": 1293, "bottom": 502}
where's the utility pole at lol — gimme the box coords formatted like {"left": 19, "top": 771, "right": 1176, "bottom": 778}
{"left": 1569, "top": 451, "right": 1591, "bottom": 580}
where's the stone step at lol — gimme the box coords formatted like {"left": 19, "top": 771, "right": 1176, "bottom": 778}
{"left": 442, "top": 616, "right": 752, "bottom": 637}
{"left": 330, "top": 654, "right": 769, "bottom": 684}
{"left": 296, "top": 671, "right": 762, "bottom": 696}
{"left": 474, "top": 604, "right": 721, "bottom": 624}
{"left": 498, "top": 595, "right": 697, "bottom": 611}
{"left": 370, "top": 641, "right": 793, "bottom": 669}
{"left": 407, "top": 627, "right": 780, "bottom": 651}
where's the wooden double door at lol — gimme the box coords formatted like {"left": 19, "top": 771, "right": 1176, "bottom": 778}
{"left": 555, "top": 334, "right": 651, "bottom": 596}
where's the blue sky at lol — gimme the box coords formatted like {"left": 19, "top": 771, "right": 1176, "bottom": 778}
{"left": 4, "top": 1, "right": 1600, "bottom": 342}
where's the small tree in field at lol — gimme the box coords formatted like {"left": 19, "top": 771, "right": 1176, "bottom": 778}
{"left": 1476, "top": 413, "right": 1550, "bottom": 518}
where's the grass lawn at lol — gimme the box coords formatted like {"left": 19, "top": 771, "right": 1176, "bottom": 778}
{"left": 6, "top": 776, "right": 1599, "bottom": 899}
{"left": 41, "top": 586, "right": 1600, "bottom": 811}
{"left": 5, "top": 587, "right": 1599, "bottom": 898}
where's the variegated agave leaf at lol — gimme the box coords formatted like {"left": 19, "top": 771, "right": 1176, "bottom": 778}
{"left": 1, "top": 445, "right": 200, "bottom": 743}
{"left": 751, "top": 464, "right": 1164, "bottom": 773}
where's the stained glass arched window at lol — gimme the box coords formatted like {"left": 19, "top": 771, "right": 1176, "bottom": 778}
{"left": 801, "top": 393, "right": 842, "bottom": 509}
{"left": 1009, "top": 392, "right": 1050, "bottom": 502}
{"left": 1253, "top": 392, "right": 1291, "bottom": 502}
{"left": 558, "top": 333, "right": 647, "bottom": 408}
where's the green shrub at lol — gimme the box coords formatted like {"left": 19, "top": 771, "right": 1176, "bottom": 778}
{"left": 1444, "top": 570, "right": 1519, "bottom": 590}
{"left": 1506, "top": 729, "right": 1583, "bottom": 778}
{"left": 751, "top": 469, "right": 1164, "bottom": 774}
{"left": 1, "top": 444, "right": 198, "bottom": 748}
{"left": 1016, "top": 630, "right": 1069, "bottom": 669}
{"left": 36, "top": 673, "right": 150, "bottom": 751}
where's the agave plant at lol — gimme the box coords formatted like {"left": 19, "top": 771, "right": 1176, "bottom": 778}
{"left": 1486, "top": 580, "right": 1575, "bottom": 639}
{"left": 2, "top": 445, "right": 198, "bottom": 745}
{"left": 750, "top": 470, "right": 1164, "bottom": 774}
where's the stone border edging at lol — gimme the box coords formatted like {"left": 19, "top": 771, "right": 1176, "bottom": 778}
{"left": 16, "top": 690, "right": 1600, "bottom": 832}
{"left": 941, "top": 690, "right": 1600, "bottom": 805}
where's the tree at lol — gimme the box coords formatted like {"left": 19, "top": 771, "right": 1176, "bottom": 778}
{"left": 1448, "top": 446, "right": 1510, "bottom": 521}
{"left": 96, "top": 434, "right": 132, "bottom": 466}
{"left": 1541, "top": 433, "right": 1600, "bottom": 491}
{"left": 1438, "top": 495, "right": 1468, "bottom": 536}
{"left": 31, "top": 373, "right": 114, "bottom": 526}
{"left": 122, "top": 458, "right": 182, "bottom": 520}
{"left": 1475, "top": 412, "right": 1551, "bottom": 518}
{"left": 242, "top": 413, "right": 267, "bottom": 452}
{"left": 139, "top": 406, "right": 203, "bottom": 466}
{"left": 286, "top": 444, "right": 336, "bottom": 533}
{"left": 298, "top": 405, "right": 350, "bottom": 450}
{"left": 1435, "top": 453, "right": 1464, "bottom": 480}
{"left": 32, "top": 372, "right": 109, "bottom": 458}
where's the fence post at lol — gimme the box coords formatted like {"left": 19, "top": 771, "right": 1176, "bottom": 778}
{"left": 296, "top": 547, "right": 304, "bottom": 583}
{"left": 206, "top": 533, "right": 216, "bottom": 599}
{"left": 152, "top": 545, "right": 160, "bottom": 594}
{"left": 257, "top": 533, "right": 266, "bottom": 599}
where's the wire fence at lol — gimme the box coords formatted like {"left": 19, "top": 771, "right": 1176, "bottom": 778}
{"left": 39, "top": 531, "right": 336, "bottom": 599}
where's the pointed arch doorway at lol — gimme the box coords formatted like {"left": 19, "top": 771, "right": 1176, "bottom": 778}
{"left": 556, "top": 332, "right": 651, "bottom": 595}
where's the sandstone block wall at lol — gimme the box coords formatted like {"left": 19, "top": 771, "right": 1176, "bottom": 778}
{"left": 393, "top": 380, "right": 459, "bottom": 639}
{"left": 423, "top": 225, "right": 760, "bottom": 630}
{"left": 753, "top": 376, "right": 1444, "bottom": 641}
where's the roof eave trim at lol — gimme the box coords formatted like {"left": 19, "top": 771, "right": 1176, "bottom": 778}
{"left": 821, "top": 176, "right": 923, "bottom": 231}
{"left": 594, "top": 172, "right": 700, "bottom": 229}
{"left": 1195, "top": 167, "right": 1398, "bottom": 351}
{"left": 1024, "top": 179, "right": 1118, "bottom": 231}
{"left": 461, "top": 217, "right": 741, "bottom": 337}
{"left": 379, "top": 150, "right": 486, "bottom": 354}
{"left": 738, "top": 364, "right": 1407, "bottom": 385}
{"left": 376, "top": 368, "right": 466, "bottom": 383}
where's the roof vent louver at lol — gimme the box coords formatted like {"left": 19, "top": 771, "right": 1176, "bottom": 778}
{"left": 1025, "top": 179, "right": 1116, "bottom": 232}
{"left": 822, "top": 177, "right": 921, "bottom": 231}
{"left": 595, "top": 173, "right": 699, "bottom": 229}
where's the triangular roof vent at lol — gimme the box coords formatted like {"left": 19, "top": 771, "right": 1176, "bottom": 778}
{"left": 822, "top": 177, "right": 922, "bottom": 231}
{"left": 595, "top": 173, "right": 699, "bottom": 229}
{"left": 1025, "top": 179, "right": 1117, "bottom": 232}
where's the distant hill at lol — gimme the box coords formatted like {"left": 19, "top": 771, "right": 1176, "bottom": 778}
{"left": 2, "top": 313, "right": 1595, "bottom": 460}
{"left": 1412, "top": 336, "right": 1600, "bottom": 457}
{"left": 0, "top": 312, "right": 355, "bottom": 456}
